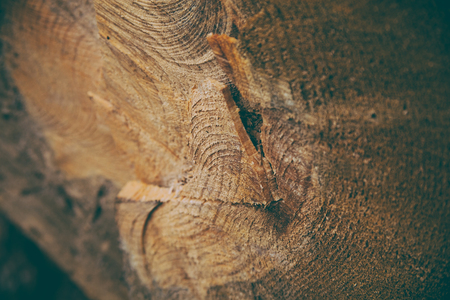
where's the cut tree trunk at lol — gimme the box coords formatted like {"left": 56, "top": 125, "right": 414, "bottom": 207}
{"left": 0, "top": 0, "right": 449, "bottom": 299}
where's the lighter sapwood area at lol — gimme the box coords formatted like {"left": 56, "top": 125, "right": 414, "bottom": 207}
{"left": 115, "top": 77, "right": 318, "bottom": 298}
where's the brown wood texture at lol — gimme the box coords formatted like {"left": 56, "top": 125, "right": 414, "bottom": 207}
{"left": 1, "top": 0, "right": 449, "bottom": 299}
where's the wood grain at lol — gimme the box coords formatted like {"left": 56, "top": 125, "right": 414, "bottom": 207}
{"left": 116, "top": 181, "right": 281, "bottom": 299}
{"left": 115, "top": 78, "right": 322, "bottom": 298}
{"left": 182, "top": 78, "right": 275, "bottom": 205}
{"left": 2, "top": 0, "right": 449, "bottom": 298}
{"left": 2, "top": 0, "right": 133, "bottom": 184}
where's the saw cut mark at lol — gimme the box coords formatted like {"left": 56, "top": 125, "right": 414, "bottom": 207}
{"left": 181, "top": 78, "right": 274, "bottom": 205}
{"left": 116, "top": 184, "right": 163, "bottom": 290}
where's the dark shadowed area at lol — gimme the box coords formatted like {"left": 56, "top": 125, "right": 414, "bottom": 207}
{"left": 0, "top": 214, "right": 89, "bottom": 300}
